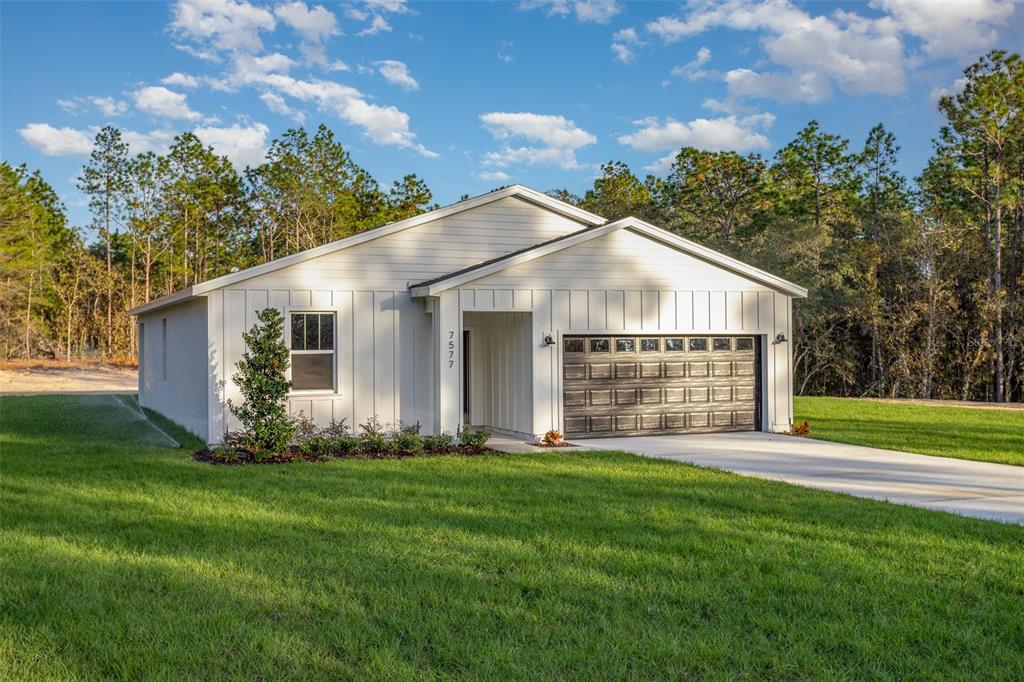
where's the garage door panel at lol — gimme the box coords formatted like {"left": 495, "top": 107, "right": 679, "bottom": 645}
{"left": 563, "top": 334, "right": 759, "bottom": 438}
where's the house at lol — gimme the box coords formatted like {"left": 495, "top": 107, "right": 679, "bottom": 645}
{"left": 130, "top": 185, "right": 807, "bottom": 444}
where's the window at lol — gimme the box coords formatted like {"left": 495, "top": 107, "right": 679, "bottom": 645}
{"left": 713, "top": 338, "right": 732, "bottom": 351}
{"left": 590, "top": 338, "right": 610, "bottom": 353}
{"left": 564, "top": 338, "right": 585, "bottom": 353}
{"left": 736, "top": 337, "right": 754, "bottom": 351}
{"left": 688, "top": 338, "right": 708, "bottom": 352}
{"left": 665, "top": 338, "right": 684, "bottom": 352}
{"left": 615, "top": 338, "right": 635, "bottom": 353}
{"left": 641, "top": 338, "right": 660, "bottom": 352}
{"left": 290, "top": 313, "right": 335, "bottom": 390}
{"left": 161, "top": 318, "right": 167, "bottom": 381}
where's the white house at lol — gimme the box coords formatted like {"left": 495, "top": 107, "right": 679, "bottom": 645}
{"left": 130, "top": 185, "right": 807, "bottom": 444}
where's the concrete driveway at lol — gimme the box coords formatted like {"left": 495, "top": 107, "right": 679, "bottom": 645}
{"left": 573, "top": 432, "right": 1024, "bottom": 525}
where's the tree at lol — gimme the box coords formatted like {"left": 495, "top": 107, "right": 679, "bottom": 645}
{"left": 576, "top": 161, "right": 654, "bottom": 221}
{"left": 77, "top": 126, "right": 128, "bottom": 356}
{"left": 228, "top": 308, "right": 294, "bottom": 455}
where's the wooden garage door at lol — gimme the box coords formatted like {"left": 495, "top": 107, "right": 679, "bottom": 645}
{"left": 562, "top": 335, "right": 759, "bottom": 438}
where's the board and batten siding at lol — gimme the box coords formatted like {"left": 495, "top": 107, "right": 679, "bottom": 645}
{"left": 206, "top": 196, "right": 588, "bottom": 441}
{"left": 451, "top": 227, "right": 796, "bottom": 434}
{"left": 464, "top": 312, "right": 533, "bottom": 435}
{"left": 138, "top": 297, "right": 209, "bottom": 440}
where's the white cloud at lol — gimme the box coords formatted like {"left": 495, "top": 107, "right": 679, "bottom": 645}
{"left": 725, "top": 68, "right": 832, "bottom": 102}
{"left": 194, "top": 122, "right": 270, "bottom": 167}
{"left": 364, "top": 0, "right": 412, "bottom": 14}
{"left": 618, "top": 113, "right": 775, "bottom": 171}
{"left": 232, "top": 52, "right": 296, "bottom": 82}
{"left": 929, "top": 76, "right": 968, "bottom": 103}
{"left": 480, "top": 112, "right": 596, "bottom": 169}
{"left": 498, "top": 41, "right": 515, "bottom": 63}
{"left": 479, "top": 171, "right": 511, "bottom": 182}
{"left": 327, "top": 60, "right": 351, "bottom": 71}
{"left": 611, "top": 26, "right": 643, "bottom": 63}
{"left": 19, "top": 123, "right": 93, "bottom": 156}
{"left": 274, "top": 2, "right": 338, "bottom": 41}
{"left": 374, "top": 59, "right": 419, "bottom": 90}
{"left": 170, "top": 0, "right": 276, "bottom": 54}
{"left": 248, "top": 72, "right": 437, "bottom": 156}
{"left": 871, "top": 0, "right": 1015, "bottom": 57}
{"left": 573, "top": 0, "right": 623, "bottom": 24}
{"left": 120, "top": 129, "right": 179, "bottom": 155}
{"left": 134, "top": 86, "right": 202, "bottom": 121}
{"left": 357, "top": 14, "right": 392, "bottom": 36}
{"left": 162, "top": 72, "right": 200, "bottom": 88}
{"left": 90, "top": 96, "right": 129, "bottom": 117}
{"left": 646, "top": 0, "right": 906, "bottom": 101}
{"left": 670, "top": 46, "right": 712, "bottom": 80}
{"left": 260, "top": 91, "right": 306, "bottom": 122}
{"left": 57, "top": 99, "right": 81, "bottom": 115}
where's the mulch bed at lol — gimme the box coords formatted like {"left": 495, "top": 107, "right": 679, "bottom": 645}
{"left": 535, "top": 442, "right": 576, "bottom": 448}
{"left": 192, "top": 445, "right": 502, "bottom": 465}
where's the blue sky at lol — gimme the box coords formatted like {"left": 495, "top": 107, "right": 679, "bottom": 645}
{"left": 2, "top": 0, "right": 1021, "bottom": 227}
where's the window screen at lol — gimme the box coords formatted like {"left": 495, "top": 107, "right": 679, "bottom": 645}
{"left": 290, "top": 313, "right": 334, "bottom": 390}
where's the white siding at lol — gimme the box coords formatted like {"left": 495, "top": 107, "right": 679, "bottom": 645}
{"left": 202, "top": 197, "right": 585, "bottom": 441}
{"left": 138, "top": 297, "right": 209, "bottom": 439}
{"left": 456, "top": 227, "right": 796, "bottom": 435}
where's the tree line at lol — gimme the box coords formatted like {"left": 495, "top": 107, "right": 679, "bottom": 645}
{"left": 1, "top": 51, "right": 1021, "bottom": 401}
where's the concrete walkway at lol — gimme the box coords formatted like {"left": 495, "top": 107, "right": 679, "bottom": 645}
{"left": 573, "top": 432, "right": 1024, "bottom": 525}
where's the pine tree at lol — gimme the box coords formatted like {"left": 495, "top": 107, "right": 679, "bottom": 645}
{"left": 228, "top": 308, "right": 294, "bottom": 455}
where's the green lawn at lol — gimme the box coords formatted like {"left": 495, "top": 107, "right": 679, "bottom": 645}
{"left": 2, "top": 395, "right": 1022, "bottom": 680}
{"left": 795, "top": 396, "right": 1024, "bottom": 466}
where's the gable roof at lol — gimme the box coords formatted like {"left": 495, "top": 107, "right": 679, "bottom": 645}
{"left": 408, "top": 216, "right": 808, "bottom": 298}
{"left": 129, "top": 185, "right": 604, "bottom": 316}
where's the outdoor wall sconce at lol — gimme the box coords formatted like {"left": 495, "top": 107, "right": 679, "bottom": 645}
{"left": 772, "top": 332, "right": 788, "bottom": 345}
{"left": 543, "top": 333, "right": 556, "bottom": 346}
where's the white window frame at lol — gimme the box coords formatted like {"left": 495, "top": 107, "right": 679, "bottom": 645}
{"left": 287, "top": 310, "right": 337, "bottom": 395}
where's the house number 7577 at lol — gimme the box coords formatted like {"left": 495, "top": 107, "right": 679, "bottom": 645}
{"left": 448, "top": 330, "right": 455, "bottom": 368}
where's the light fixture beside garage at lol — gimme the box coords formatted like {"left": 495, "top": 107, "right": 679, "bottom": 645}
{"left": 543, "top": 333, "right": 556, "bottom": 346}
{"left": 773, "top": 332, "right": 788, "bottom": 344}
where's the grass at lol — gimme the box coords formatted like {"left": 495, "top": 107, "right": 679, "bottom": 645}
{"left": 795, "top": 396, "right": 1024, "bottom": 466}
{"left": 2, "top": 394, "right": 1022, "bottom": 680}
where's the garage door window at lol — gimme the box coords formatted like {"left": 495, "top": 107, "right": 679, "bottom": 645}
{"left": 290, "top": 312, "right": 335, "bottom": 391}
{"left": 564, "top": 338, "right": 584, "bottom": 353}
{"left": 665, "top": 338, "right": 684, "bottom": 351}
{"left": 713, "top": 338, "right": 732, "bottom": 351}
{"left": 736, "top": 337, "right": 754, "bottom": 351}
{"left": 590, "top": 338, "right": 610, "bottom": 352}
{"left": 615, "top": 338, "right": 635, "bottom": 353}
{"left": 689, "top": 338, "right": 708, "bottom": 351}
{"left": 641, "top": 338, "right": 660, "bottom": 352}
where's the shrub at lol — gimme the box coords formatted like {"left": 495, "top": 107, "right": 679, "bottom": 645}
{"left": 392, "top": 431, "right": 424, "bottom": 457}
{"left": 212, "top": 443, "right": 244, "bottom": 464}
{"left": 458, "top": 426, "right": 490, "bottom": 452}
{"left": 299, "top": 434, "right": 337, "bottom": 461}
{"left": 227, "top": 307, "right": 294, "bottom": 455}
{"left": 791, "top": 420, "right": 811, "bottom": 437}
{"left": 358, "top": 416, "right": 388, "bottom": 437}
{"left": 321, "top": 418, "right": 351, "bottom": 438}
{"left": 359, "top": 432, "right": 393, "bottom": 455}
{"left": 333, "top": 435, "right": 361, "bottom": 457}
{"left": 542, "top": 429, "right": 564, "bottom": 446}
{"left": 422, "top": 432, "right": 454, "bottom": 453}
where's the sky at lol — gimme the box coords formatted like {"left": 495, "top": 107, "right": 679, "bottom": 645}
{"left": 2, "top": 0, "right": 1022, "bottom": 228}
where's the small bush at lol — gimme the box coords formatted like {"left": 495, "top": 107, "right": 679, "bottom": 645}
{"left": 333, "top": 435, "right": 361, "bottom": 457}
{"left": 212, "top": 443, "right": 244, "bottom": 464}
{"left": 321, "top": 418, "right": 351, "bottom": 438}
{"left": 422, "top": 432, "right": 454, "bottom": 453}
{"left": 458, "top": 426, "right": 490, "bottom": 453}
{"left": 299, "top": 434, "right": 338, "bottom": 461}
{"left": 358, "top": 416, "right": 388, "bottom": 437}
{"left": 790, "top": 420, "right": 811, "bottom": 437}
{"left": 398, "top": 421, "right": 421, "bottom": 435}
{"left": 392, "top": 431, "right": 424, "bottom": 457}
{"left": 359, "top": 432, "right": 393, "bottom": 455}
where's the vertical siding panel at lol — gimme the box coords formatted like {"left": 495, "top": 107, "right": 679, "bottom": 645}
{"left": 374, "top": 291, "right": 397, "bottom": 426}
{"left": 291, "top": 290, "right": 311, "bottom": 308}
{"left": 758, "top": 291, "right": 774, "bottom": 333}
{"left": 312, "top": 290, "right": 331, "bottom": 308}
{"left": 641, "top": 291, "right": 658, "bottom": 330}
{"left": 659, "top": 291, "right": 676, "bottom": 331}
{"left": 710, "top": 291, "right": 726, "bottom": 330}
{"left": 533, "top": 289, "right": 553, "bottom": 435}
{"left": 552, "top": 290, "right": 570, "bottom": 430}
{"left": 397, "top": 293, "right": 417, "bottom": 429}
{"left": 676, "top": 291, "right": 694, "bottom": 331}
{"left": 460, "top": 289, "right": 475, "bottom": 310}
{"left": 570, "top": 290, "right": 588, "bottom": 330}
{"left": 336, "top": 290, "right": 355, "bottom": 430}
{"left": 223, "top": 290, "right": 247, "bottom": 432}
{"left": 476, "top": 289, "right": 494, "bottom": 310}
{"left": 247, "top": 289, "right": 268, "bottom": 330}
{"left": 514, "top": 289, "right": 533, "bottom": 309}
{"left": 624, "top": 291, "right": 642, "bottom": 329}
{"left": 606, "top": 291, "right": 625, "bottom": 330}
{"left": 353, "top": 292, "right": 374, "bottom": 429}
{"left": 588, "top": 290, "right": 607, "bottom": 331}
{"left": 495, "top": 289, "right": 513, "bottom": 309}
{"left": 693, "top": 291, "right": 710, "bottom": 330}
{"left": 742, "top": 291, "right": 759, "bottom": 331}
{"left": 269, "top": 290, "right": 289, "bottom": 313}
{"left": 726, "top": 291, "right": 743, "bottom": 330}
{"left": 207, "top": 289, "right": 225, "bottom": 442}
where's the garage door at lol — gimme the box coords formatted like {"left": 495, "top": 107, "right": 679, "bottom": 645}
{"left": 562, "top": 335, "right": 759, "bottom": 438}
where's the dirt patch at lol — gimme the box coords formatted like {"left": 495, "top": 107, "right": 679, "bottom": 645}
{"left": 0, "top": 365, "right": 137, "bottom": 395}
{"left": 860, "top": 398, "right": 1024, "bottom": 412}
